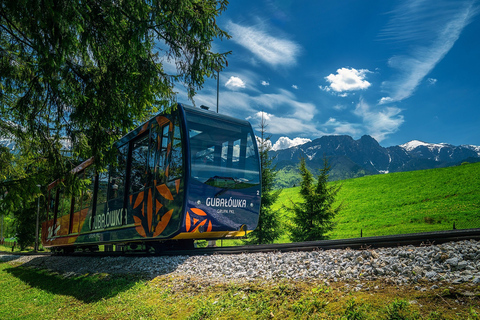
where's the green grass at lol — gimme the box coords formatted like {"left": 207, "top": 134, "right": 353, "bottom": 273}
{"left": 272, "top": 162, "right": 480, "bottom": 242}
{"left": 1, "top": 260, "right": 479, "bottom": 320}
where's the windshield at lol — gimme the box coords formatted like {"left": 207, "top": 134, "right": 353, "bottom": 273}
{"left": 186, "top": 110, "right": 260, "bottom": 189}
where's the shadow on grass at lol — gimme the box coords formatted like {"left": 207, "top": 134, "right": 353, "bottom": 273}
{"left": 4, "top": 255, "right": 189, "bottom": 303}
{"left": 6, "top": 266, "right": 143, "bottom": 303}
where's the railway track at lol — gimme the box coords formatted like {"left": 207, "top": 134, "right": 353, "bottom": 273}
{"left": 3, "top": 229, "right": 478, "bottom": 258}
{"left": 38, "top": 228, "right": 479, "bottom": 258}
{"left": 165, "top": 228, "right": 480, "bottom": 256}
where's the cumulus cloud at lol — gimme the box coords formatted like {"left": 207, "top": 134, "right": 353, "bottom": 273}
{"left": 292, "top": 85, "right": 298, "bottom": 89}
{"left": 256, "top": 136, "right": 273, "bottom": 151}
{"left": 354, "top": 99, "right": 404, "bottom": 142}
{"left": 226, "top": 21, "right": 301, "bottom": 68}
{"left": 225, "top": 76, "right": 246, "bottom": 90}
{"left": 324, "top": 67, "right": 372, "bottom": 92}
{"left": 272, "top": 136, "right": 311, "bottom": 151}
{"left": 261, "top": 80, "right": 270, "bottom": 86}
{"left": 379, "top": 0, "right": 478, "bottom": 103}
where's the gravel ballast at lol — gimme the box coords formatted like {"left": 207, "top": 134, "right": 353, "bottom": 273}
{"left": 3, "top": 240, "right": 480, "bottom": 286}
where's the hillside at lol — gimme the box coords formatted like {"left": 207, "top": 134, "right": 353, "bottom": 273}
{"left": 270, "top": 135, "right": 480, "bottom": 189}
{"left": 272, "top": 162, "right": 480, "bottom": 242}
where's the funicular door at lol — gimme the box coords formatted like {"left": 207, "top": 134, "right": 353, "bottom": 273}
{"left": 125, "top": 114, "right": 184, "bottom": 240}
{"left": 126, "top": 132, "right": 150, "bottom": 236}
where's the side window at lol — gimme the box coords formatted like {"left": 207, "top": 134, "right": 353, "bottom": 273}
{"left": 57, "top": 188, "right": 71, "bottom": 218}
{"left": 73, "top": 171, "right": 84, "bottom": 213}
{"left": 82, "top": 166, "right": 95, "bottom": 210}
{"left": 156, "top": 124, "right": 169, "bottom": 183}
{"left": 96, "top": 171, "right": 108, "bottom": 214}
{"left": 149, "top": 123, "right": 158, "bottom": 186}
{"left": 108, "top": 145, "right": 127, "bottom": 201}
{"left": 129, "top": 135, "right": 149, "bottom": 194}
{"left": 168, "top": 119, "right": 183, "bottom": 181}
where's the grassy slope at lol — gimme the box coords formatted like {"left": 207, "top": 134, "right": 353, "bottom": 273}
{"left": 1, "top": 262, "right": 479, "bottom": 320}
{"left": 272, "top": 162, "right": 480, "bottom": 242}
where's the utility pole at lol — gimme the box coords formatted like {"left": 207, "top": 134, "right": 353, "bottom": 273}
{"left": 216, "top": 68, "right": 219, "bottom": 113}
{"left": 1, "top": 214, "right": 3, "bottom": 244}
{"left": 0, "top": 191, "right": 4, "bottom": 244}
{"left": 35, "top": 185, "right": 41, "bottom": 252}
{"left": 215, "top": 61, "right": 227, "bottom": 114}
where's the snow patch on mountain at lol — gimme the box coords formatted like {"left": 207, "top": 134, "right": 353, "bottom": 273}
{"left": 400, "top": 140, "right": 450, "bottom": 152}
{"left": 462, "top": 145, "right": 480, "bottom": 157}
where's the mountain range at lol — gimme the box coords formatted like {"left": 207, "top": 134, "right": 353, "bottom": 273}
{"left": 269, "top": 135, "right": 480, "bottom": 189}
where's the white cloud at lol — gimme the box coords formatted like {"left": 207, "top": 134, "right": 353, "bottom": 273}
{"left": 226, "top": 21, "right": 301, "bottom": 68}
{"left": 379, "top": 0, "right": 478, "bottom": 102}
{"left": 333, "top": 104, "right": 347, "bottom": 111}
{"left": 354, "top": 99, "right": 404, "bottom": 142}
{"left": 256, "top": 136, "right": 273, "bottom": 151}
{"left": 247, "top": 111, "right": 322, "bottom": 137}
{"left": 324, "top": 118, "right": 363, "bottom": 137}
{"left": 427, "top": 78, "right": 438, "bottom": 85}
{"left": 292, "top": 85, "right": 298, "bottom": 89}
{"left": 324, "top": 67, "right": 372, "bottom": 92}
{"left": 319, "top": 85, "right": 331, "bottom": 92}
{"left": 378, "top": 97, "right": 394, "bottom": 105}
{"left": 225, "top": 76, "right": 246, "bottom": 90}
{"left": 261, "top": 81, "right": 270, "bottom": 86}
{"left": 272, "top": 136, "right": 311, "bottom": 151}
{"left": 251, "top": 89, "right": 316, "bottom": 121}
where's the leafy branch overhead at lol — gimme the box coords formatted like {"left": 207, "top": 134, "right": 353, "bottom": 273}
{"left": 0, "top": 0, "right": 230, "bottom": 180}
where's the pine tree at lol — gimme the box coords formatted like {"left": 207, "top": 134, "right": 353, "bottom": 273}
{"left": 245, "top": 113, "right": 281, "bottom": 244}
{"left": 288, "top": 157, "right": 342, "bottom": 242}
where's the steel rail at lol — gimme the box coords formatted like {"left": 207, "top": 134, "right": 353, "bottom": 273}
{"left": 3, "top": 229, "right": 479, "bottom": 258}
{"left": 159, "top": 228, "right": 480, "bottom": 256}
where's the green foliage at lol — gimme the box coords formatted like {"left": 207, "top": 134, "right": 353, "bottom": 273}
{"left": 245, "top": 114, "right": 281, "bottom": 244}
{"left": 383, "top": 299, "right": 418, "bottom": 320}
{"left": 12, "top": 202, "right": 37, "bottom": 250}
{"left": 0, "top": 0, "right": 230, "bottom": 243}
{"left": 287, "top": 157, "right": 342, "bottom": 242}
{"left": 343, "top": 298, "right": 367, "bottom": 320}
{"left": 1, "top": 0, "right": 230, "bottom": 170}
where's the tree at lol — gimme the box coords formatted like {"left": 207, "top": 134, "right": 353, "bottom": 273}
{"left": 0, "top": 0, "right": 230, "bottom": 178}
{"left": 245, "top": 112, "right": 281, "bottom": 244}
{"left": 0, "top": 0, "right": 230, "bottom": 246}
{"left": 288, "top": 157, "right": 342, "bottom": 242}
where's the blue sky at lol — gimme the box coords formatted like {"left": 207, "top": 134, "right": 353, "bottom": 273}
{"left": 173, "top": 0, "right": 480, "bottom": 150}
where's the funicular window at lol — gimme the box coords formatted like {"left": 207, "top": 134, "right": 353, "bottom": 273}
{"left": 57, "top": 188, "right": 71, "bottom": 218}
{"left": 108, "top": 144, "right": 127, "bottom": 202}
{"left": 186, "top": 111, "right": 260, "bottom": 189}
{"left": 81, "top": 166, "right": 95, "bottom": 210}
{"left": 51, "top": 186, "right": 73, "bottom": 236}
{"left": 129, "top": 134, "right": 149, "bottom": 194}
{"left": 155, "top": 124, "right": 170, "bottom": 183}
{"left": 73, "top": 171, "right": 84, "bottom": 214}
{"left": 96, "top": 171, "right": 108, "bottom": 213}
{"left": 169, "top": 118, "right": 183, "bottom": 181}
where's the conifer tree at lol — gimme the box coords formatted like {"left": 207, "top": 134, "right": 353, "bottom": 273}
{"left": 245, "top": 113, "right": 281, "bottom": 244}
{"left": 288, "top": 156, "right": 342, "bottom": 242}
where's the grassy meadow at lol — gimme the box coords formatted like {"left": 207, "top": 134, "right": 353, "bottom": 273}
{"left": 1, "top": 260, "right": 480, "bottom": 320}
{"left": 271, "top": 162, "right": 480, "bottom": 242}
